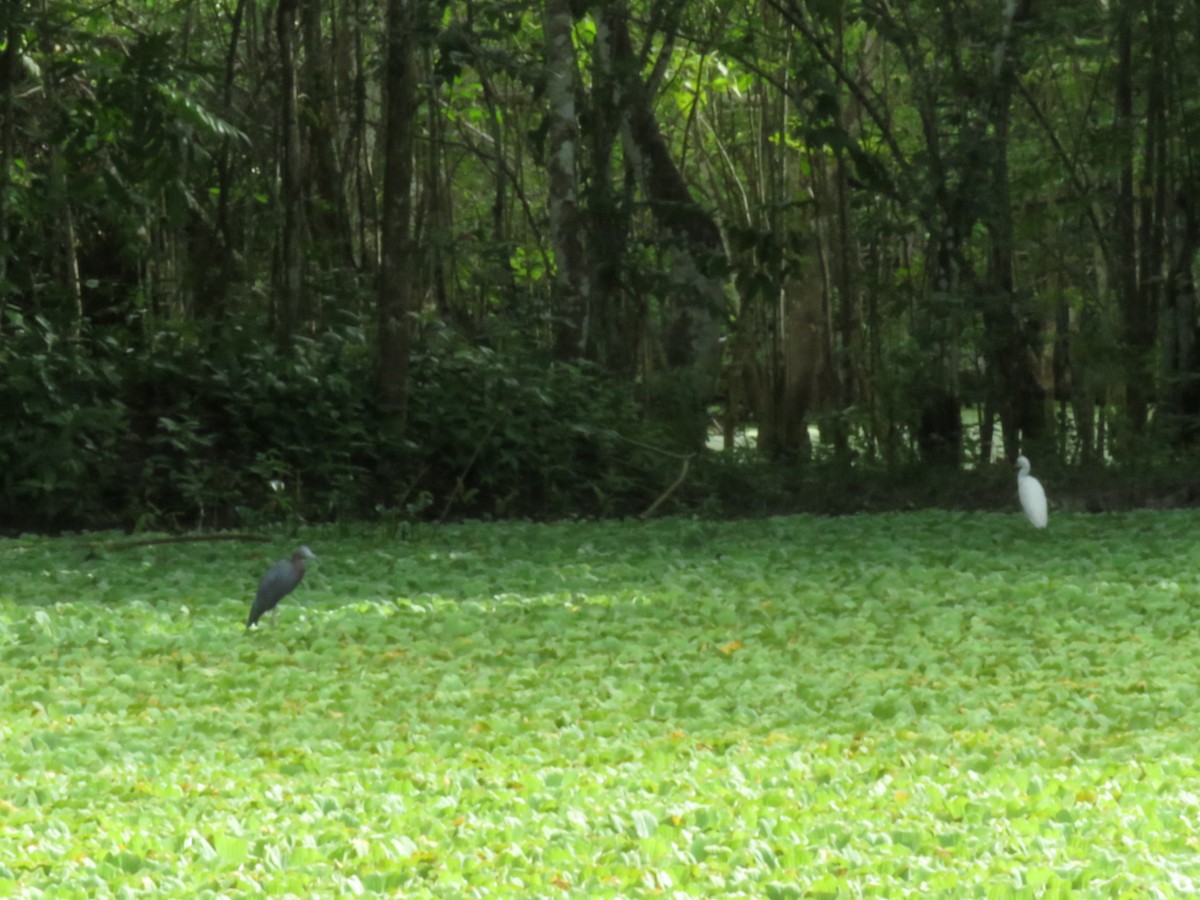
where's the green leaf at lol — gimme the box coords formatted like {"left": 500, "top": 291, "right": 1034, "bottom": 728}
{"left": 632, "top": 809, "right": 658, "bottom": 839}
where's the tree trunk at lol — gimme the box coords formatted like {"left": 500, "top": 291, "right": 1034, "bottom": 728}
{"left": 0, "top": 0, "right": 20, "bottom": 314}
{"left": 982, "top": 95, "right": 1045, "bottom": 460}
{"left": 980, "top": 0, "right": 1046, "bottom": 460}
{"left": 350, "top": 0, "right": 377, "bottom": 276}
{"left": 276, "top": 0, "right": 306, "bottom": 343}
{"left": 1113, "top": 1, "right": 1151, "bottom": 440}
{"left": 605, "top": 8, "right": 728, "bottom": 448}
{"left": 376, "top": 0, "right": 420, "bottom": 420}
{"left": 584, "top": 11, "right": 636, "bottom": 377}
{"left": 301, "top": 0, "right": 355, "bottom": 270}
{"left": 1163, "top": 191, "right": 1200, "bottom": 444}
{"left": 544, "top": 0, "right": 588, "bottom": 360}
{"left": 201, "top": 0, "right": 247, "bottom": 323}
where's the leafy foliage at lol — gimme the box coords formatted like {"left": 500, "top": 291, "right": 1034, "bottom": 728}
{"left": 0, "top": 317, "right": 130, "bottom": 527}
{"left": 0, "top": 315, "right": 664, "bottom": 530}
{"left": 9, "top": 0, "right": 1200, "bottom": 496}
{"left": 406, "top": 324, "right": 652, "bottom": 518}
{"left": 4, "top": 512, "right": 1200, "bottom": 895}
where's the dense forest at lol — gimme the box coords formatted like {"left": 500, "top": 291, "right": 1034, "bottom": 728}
{"left": 1, "top": 0, "right": 1198, "bottom": 530}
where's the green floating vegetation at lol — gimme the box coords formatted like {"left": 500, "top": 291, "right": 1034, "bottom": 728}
{"left": 3, "top": 510, "right": 1200, "bottom": 896}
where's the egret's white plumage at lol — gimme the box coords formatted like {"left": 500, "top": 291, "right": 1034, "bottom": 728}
{"left": 1015, "top": 455, "right": 1048, "bottom": 528}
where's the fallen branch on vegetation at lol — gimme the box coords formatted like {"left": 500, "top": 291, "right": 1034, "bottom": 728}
{"left": 440, "top": 419, "right": 501, "bottom": 522}
{"left": 617, "top": 435, "right": 695, "bottom": 519}
{"left": 85, "top": 534, "right": 272, "bottom": 551}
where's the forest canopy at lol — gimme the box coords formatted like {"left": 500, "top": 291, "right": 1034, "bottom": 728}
{"left": 0, "top": 0, "right": 1197, "bottom": 529}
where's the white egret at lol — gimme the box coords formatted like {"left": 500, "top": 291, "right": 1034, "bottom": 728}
{"left": 1015, "top": 455, "right": 1048, "bottom": 528}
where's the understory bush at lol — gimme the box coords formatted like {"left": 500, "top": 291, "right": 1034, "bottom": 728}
{"left": 0, "top": 326, "right": 129, "bottom": 527}
{"left": 0, "top": 315, "right": 674, "bottom": 531}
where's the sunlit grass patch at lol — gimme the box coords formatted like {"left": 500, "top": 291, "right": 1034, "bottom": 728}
{"left": 4, "top": 511, "right": 1200, "bottom": 895}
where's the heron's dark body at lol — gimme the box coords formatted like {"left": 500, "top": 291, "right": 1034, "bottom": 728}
{"left": 246, "top": 547, "right": 314, "bottom": 628}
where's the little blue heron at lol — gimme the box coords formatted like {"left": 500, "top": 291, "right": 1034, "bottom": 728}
{"left": 246, "top": 546, "right": 317, "bottom": 628}
{"left": 1015, "top": 456, "right": 1048, "bottom": 529}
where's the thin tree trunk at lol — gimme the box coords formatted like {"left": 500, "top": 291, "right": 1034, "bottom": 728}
{"left": 1136, "top": 0, "right": 1167, "bottom": 437}
{"left": 983, "top": 78, "right": 1045, "bottom": 459}
{"left": 0, "top": 0, "right": 19, "bottom": 318}
{"left": 584, "top": 12, "right": 634, "bottom": 376}
{"left": 544, "top": 0, "right": 587, "bottom": 360}
{"left": 606, "top": 8, "right": 728, "bottom": 448}
{"left": 301, "top": 0, "right": 354, "bottom": 270}
{"left": 1114, "top": 0, "right": 1147, "bottom": 437}
{"left": 276, "top": 0, "right": 305, "bottom": 343}
{"left": 977, "top": 0, "right": 1045, "bottom": 462}
{"left": 377, "top": 0, "right": 420, "bottom": 420}
{"left": 351, "top": 0, "right": 377, "bottom": 276}
{"left": 200, "top": 0, "right": 247, "bottom": 323}
{"left": 1163, "top": 191, "right": 1200, "bottom": 443}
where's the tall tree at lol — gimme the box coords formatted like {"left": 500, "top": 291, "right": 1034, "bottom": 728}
{"left": 764, "top": 0, "right": 1050, "bottom": 463}
{"left": 301, "top": 0, "right": 355, "bottom": 270}
{"left": 977, "top": 0, "right": 1047, "bottom": 460}
{"left": 377, "top": 0, "right": 421, "bottom": 420}
{"left": 276, "top": 0, "right": 306, "bottom": 342}
{"left": 0, "top": 0, "right": 22, "bottom": 311}
{"left": 1112, "top": 0, "right": 1148, "bottom": 442}
{"left": 605, "top": 3, "right": 729, "bottom": 448}
{"left": 544, "top": 0, "right": 588, "bottom": 360}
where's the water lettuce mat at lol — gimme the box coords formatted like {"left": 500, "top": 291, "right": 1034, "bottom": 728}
{"left": 3, "top": 510, "right": 1200, "bottom": 897}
